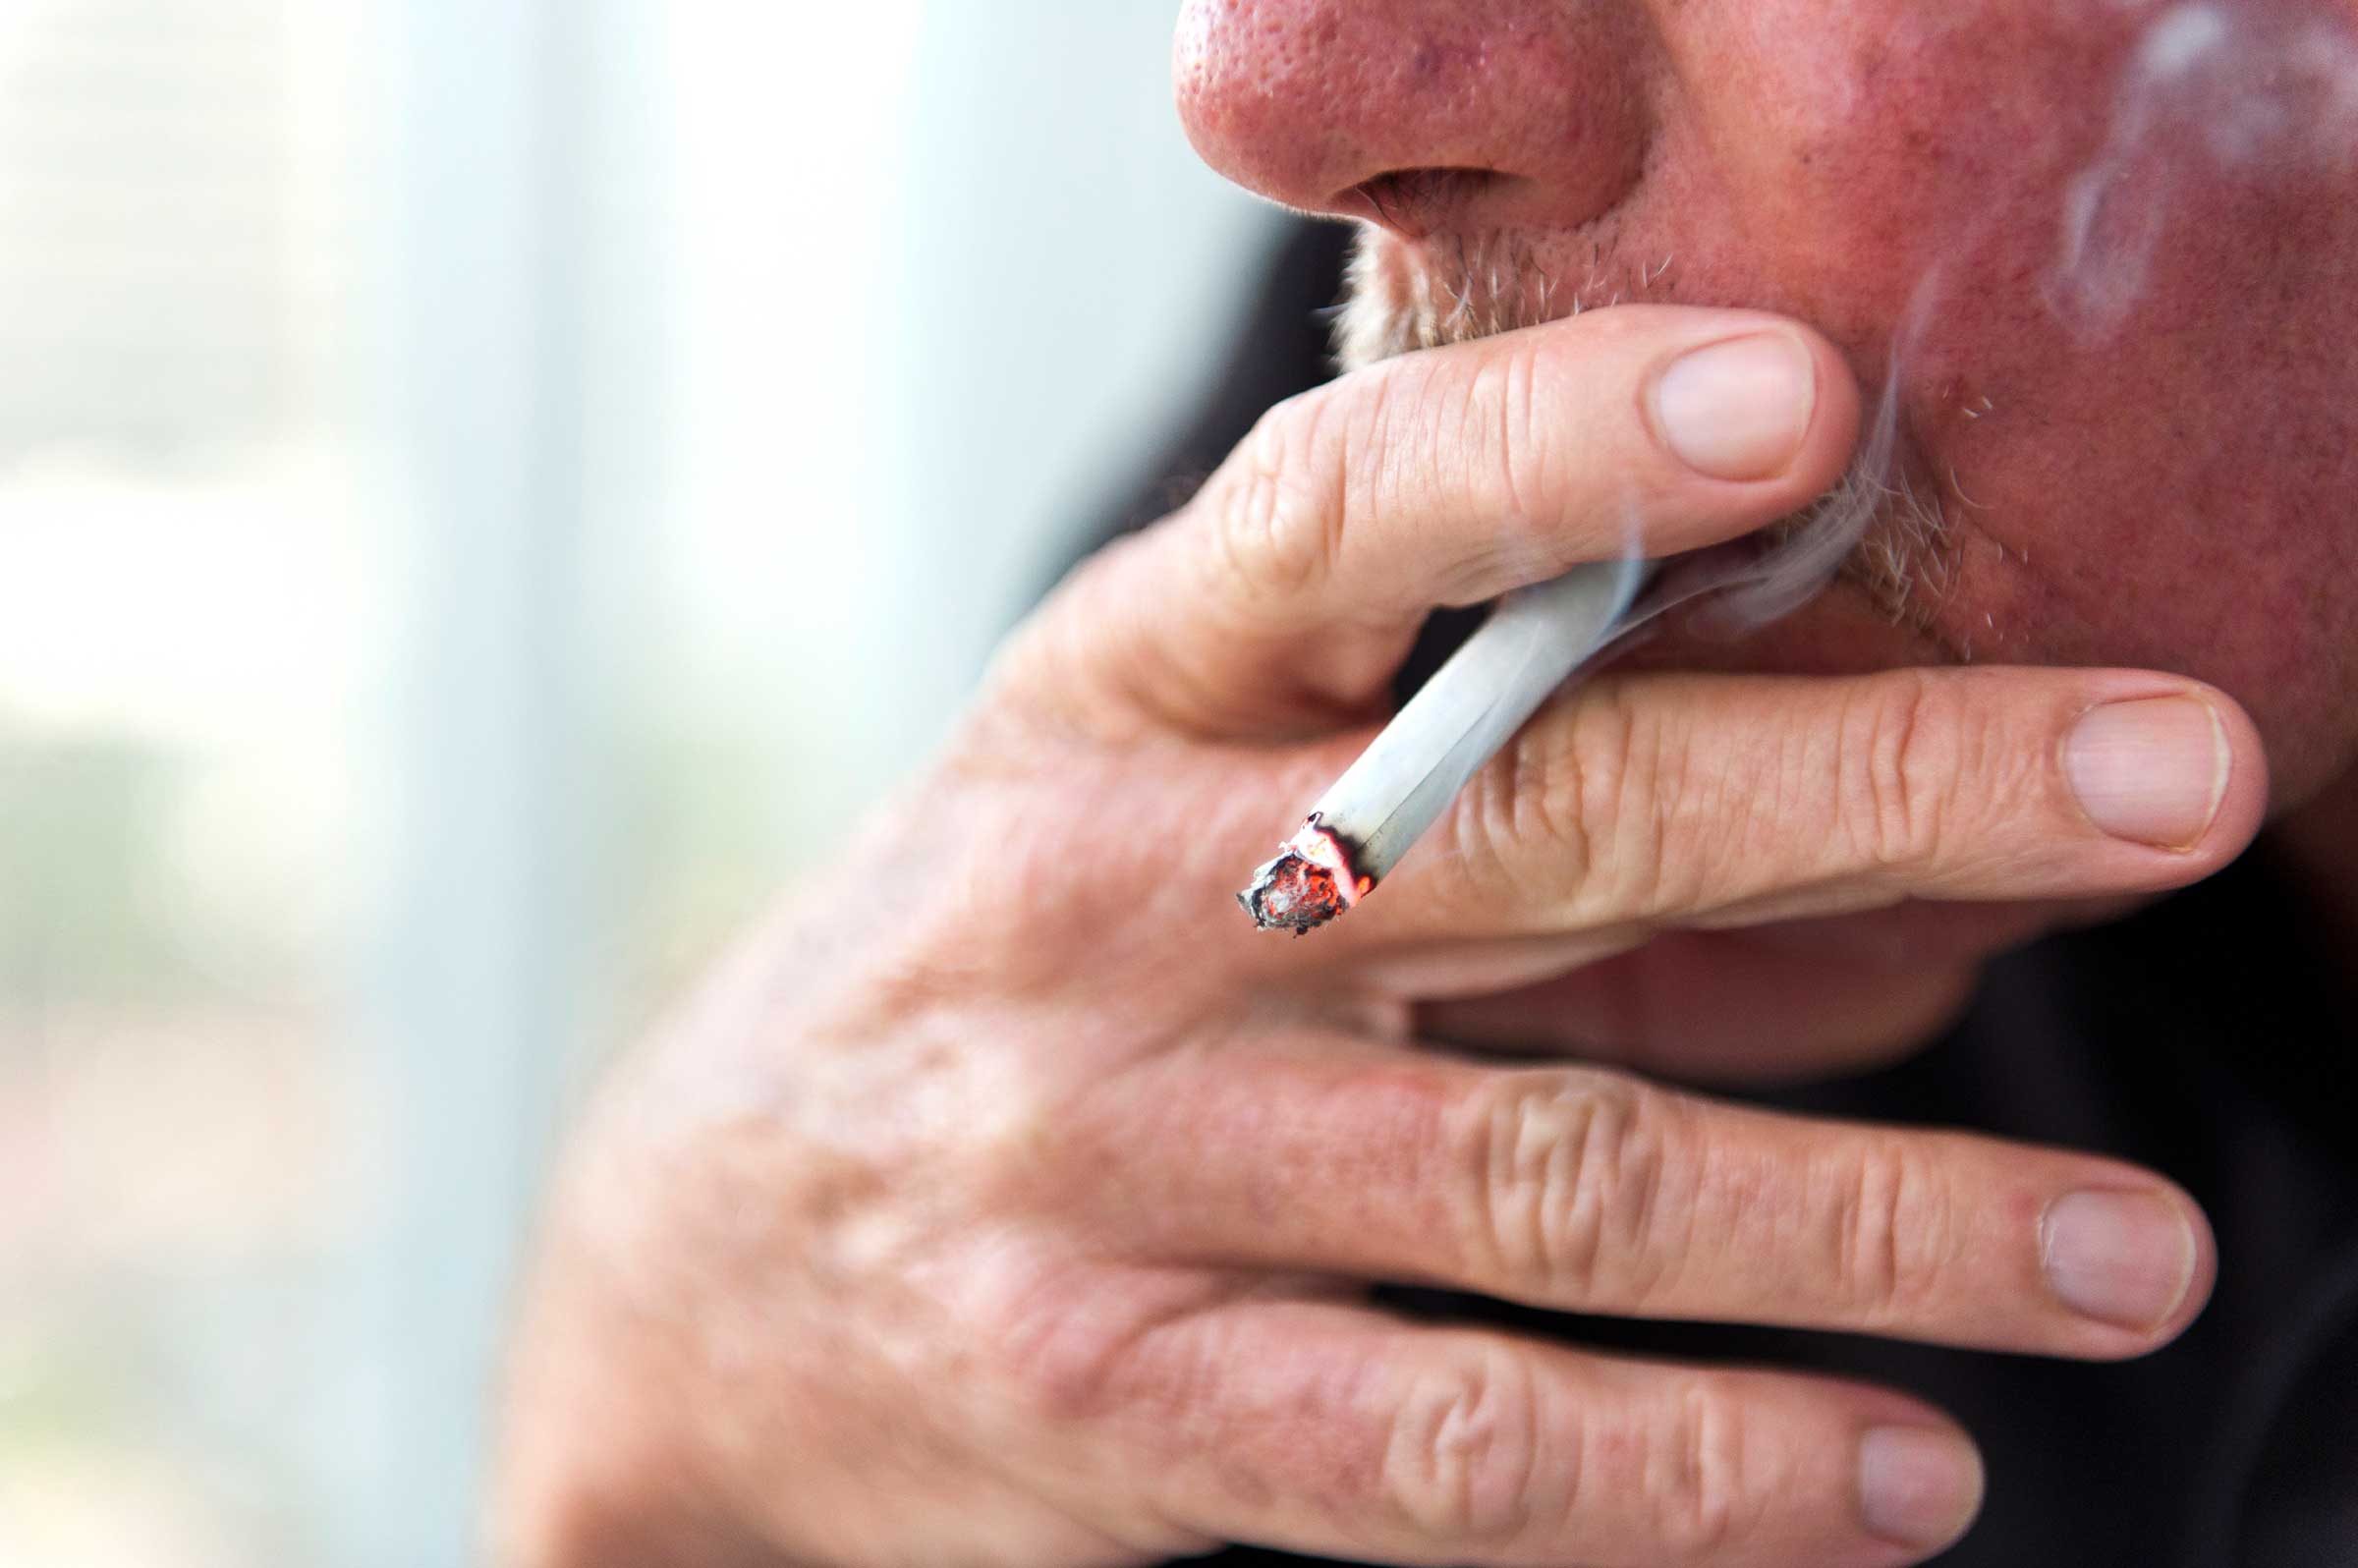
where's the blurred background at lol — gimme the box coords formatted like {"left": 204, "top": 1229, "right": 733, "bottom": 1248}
{"left": 0, "top": 3, "right": 1273, "bottom": 1562}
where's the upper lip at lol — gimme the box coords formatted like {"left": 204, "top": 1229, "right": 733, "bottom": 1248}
{"left": 1358, "top": 226, "right": 2000, "bottom": 666}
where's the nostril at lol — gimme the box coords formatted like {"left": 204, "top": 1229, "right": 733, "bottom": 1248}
{"left": 1340, "top": 167, "right": 1501, "bottom": 240}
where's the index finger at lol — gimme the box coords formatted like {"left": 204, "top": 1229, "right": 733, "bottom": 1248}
{"left": 992, "top": 307, "right": 1863, "bottom": 739}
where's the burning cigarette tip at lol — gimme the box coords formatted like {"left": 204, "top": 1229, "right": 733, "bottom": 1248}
{"left": 1230, "top": 564, "right": 1650, "bottom": 935}
{"left": 1238, "top": 815, "right": 1372, "bottom": 935}
{"left": 1239, "top": 852, "right": 1348, "bottom": 934}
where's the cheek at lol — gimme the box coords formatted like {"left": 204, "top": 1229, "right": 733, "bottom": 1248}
{"left": 1633, "top": 0, "right": 2358, "bottom": 797}
{"left": 1903, "top": 146, "right": 2358, "bottom": 800}
{"left": 1658, "top": 0, "right": 2129, "bottom": 319}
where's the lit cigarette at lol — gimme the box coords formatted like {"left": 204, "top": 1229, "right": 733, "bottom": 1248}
{"left": 1238, "top": 545, "right": 1753, "bottom": 933}
{"left": 1237, "top": 561, "right": 1637, "bottom": 932}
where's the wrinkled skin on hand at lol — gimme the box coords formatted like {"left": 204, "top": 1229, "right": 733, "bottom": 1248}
{"left": 497, "top": 0, "right": 2358, "bottom": 1561}
{"left": 494, "top": 305, "right": 2269, "bottom": 1568}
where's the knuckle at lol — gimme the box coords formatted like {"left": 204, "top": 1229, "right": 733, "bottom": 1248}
{"left": 1835, "top": 671, "right": 1960, "bottom": 874}
{"left": 1589, "top": 686, "right": 1695, "bottom": 916}
{"left": 1470, "top": 337, "right": 1554, "bottom": 537}
{"left": 974, "top": 549, "right": 1121, "bottom": 720}
{"left": 990, "top": 1265, "right": 1243, "bottom": 1434}
{"left": 1450, "top": 743, "right": 1569, "bottom": 915}
{"left": 1455, "top": 687, "right": 1657, "bottom": 920}
{"left": 1380, "top": 1348, "right": 1550, "bottom": 1545}
{"left": 985, "top": 1264, "right": 1145, "bottom": 1424}
{"left": 1453, "top": 1070, "right": 1680, "bottom": 1305}
{"left": 920, "top": 770, "right": 1120, "bottom": 990}
{"left": 1207, "top": 382, "right": 1368, "bottom": 612}
{"left": 1827, "top": 1137, "right": 1954, "bottom": 1325}
{"left": 1646, "top": 1380, "right": 1763, "bottom": 1559}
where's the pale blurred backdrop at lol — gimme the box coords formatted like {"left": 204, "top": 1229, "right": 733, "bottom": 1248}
{"left": 0, "top": 4, "right": 1272, "bottom": 1563}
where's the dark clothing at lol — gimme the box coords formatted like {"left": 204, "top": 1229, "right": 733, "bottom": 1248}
{"left": 1116, "top": 222, "right": 2358, "bottom": 1568}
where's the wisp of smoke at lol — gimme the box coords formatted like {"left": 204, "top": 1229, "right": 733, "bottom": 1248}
{"left": 1328, "top": 0, "right": 2358, "bottom": 645}
{"left": 1711, "top": 322, "right": 1913, "bottom": 630}
{"left": 1624, "top": 0, "right": 2358, "bottom": 632}
{"left": 1699, "top": 262, "right": 1949, "bottom": 636}
{"left": 2049, "top": 0, "right": 2358, "bottom": 341}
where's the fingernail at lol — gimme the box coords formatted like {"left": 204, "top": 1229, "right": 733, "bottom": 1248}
{"left": 2063, "top": 696, "right": 2229, "bottom": 849}
{"left": 1858, "top": 1426, "right": 1985, "bottom": 1550}
{"left": 2041, "top": 1189, "right": 2198, "bottom": 1330}
{"left": 1652, "top": 332, "right": 1819, "bottom": 480}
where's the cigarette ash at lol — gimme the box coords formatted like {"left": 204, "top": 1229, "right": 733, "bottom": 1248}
{"left": 1239, "top": 814, "right": 1372, "bottom": 935}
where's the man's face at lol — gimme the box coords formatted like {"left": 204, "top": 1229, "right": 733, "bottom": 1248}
{"left": 1177, "top": 0, "right": 2358, "bottom": 802}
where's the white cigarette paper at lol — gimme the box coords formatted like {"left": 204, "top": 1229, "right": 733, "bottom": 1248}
{"left": 1239, "top": 560, "right": 1644, "bottom": 933}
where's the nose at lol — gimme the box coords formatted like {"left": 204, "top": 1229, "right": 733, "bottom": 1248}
{"left": 1174, "top": 0, "right": 1653, "bottom": 236}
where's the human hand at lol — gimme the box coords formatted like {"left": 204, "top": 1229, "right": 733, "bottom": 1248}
{"left": 492, "top": 307, "right": 2266, "bottom": 1568}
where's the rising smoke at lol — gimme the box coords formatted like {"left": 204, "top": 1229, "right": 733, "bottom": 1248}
{"left": 1333, "top": 0, "right": 2358, "bottom": 641}
{"left": 2051, "top": 1, "right": 2358, "bottom": 341}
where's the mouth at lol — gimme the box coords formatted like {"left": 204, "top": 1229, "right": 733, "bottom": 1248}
{"left": 1336, "top": 223, "right": 1976, "bottom": 663}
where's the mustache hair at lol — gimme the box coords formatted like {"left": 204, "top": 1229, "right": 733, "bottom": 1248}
{"left": 1331, "top": 225, "right": 1957, "bottom": 641}
{"left": 1334, "top": 229, "right": 1622, "bottom": 374}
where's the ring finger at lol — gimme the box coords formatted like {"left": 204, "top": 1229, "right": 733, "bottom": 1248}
{"left": 1098, "top": 1294, "right": 1985, "bottom": 1566}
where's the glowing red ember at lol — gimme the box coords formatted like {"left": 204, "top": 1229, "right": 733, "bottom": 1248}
{"left": 1237, "top": 814, "right": 1373, "bottom": 935}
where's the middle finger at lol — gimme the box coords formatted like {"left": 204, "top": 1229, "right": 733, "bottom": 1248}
{"left": 1077, "top": 1040, "right": 2216, "bottom": 1360}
